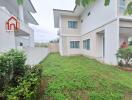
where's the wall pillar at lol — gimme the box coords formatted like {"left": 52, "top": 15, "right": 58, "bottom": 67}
{"left": 29, "top": 33, "right": 35, "bottom": 47}
{"left": 104, "top": 20, "right": 119, "bottom": 65}
{"left": 19, "top": 5, "right": 24, "bottom": 22}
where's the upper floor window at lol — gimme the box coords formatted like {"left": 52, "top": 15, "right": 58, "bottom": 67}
{"left": 68, "top": 21, "right": 78, "bottom": 28}
{"left": 83, "top": 39, "right": 90, "bottom": 50}
{"left": 119, "top": 0, "right": 126, "bottom": 14}
{"left": 70, "top": 41, "right": 80, "bottom": 49}
{"left": 120, "top": 0, "right": 125, "bottom": 7}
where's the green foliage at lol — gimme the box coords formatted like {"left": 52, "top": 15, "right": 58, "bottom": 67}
{"left": 129, "top": 40, "right": 132, "bottom": 46}
{"left": 42, "top": 53, "right": 132, "bottom": 100}
{"left": 116, "top": 47, "right": 132, "bottom": 66}
{"left": 76, "top": 0, "right": 132, "bottom": 15}
{"left": 76, "top": 0, "right": 110, "bottom": 7}
{"left": 125, "top": 2, "right": 132, "bottom": 15}
{"left": 76, "top": 0, "right": 96, "bottom": 7}
{"left": 5, "top": 65, "right": 42, "bottom": 100}
{"left": 0, "top": 50, "right": 42, "bottom": 99}
{"left": 16, "top": 0, "right": 24, "bottom": 5}
{"left": 0, "top": 49, "right": 26, "bottom": 91}
{"left": 104, "top": 0, "right": 110, "bottom": 6}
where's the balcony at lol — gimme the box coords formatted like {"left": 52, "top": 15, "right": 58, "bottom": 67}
{"left": 0, "top": 7, "right": 33, "bottom": 36}
{"left": 18, "top": 21, "right": 33, "bottom": 36}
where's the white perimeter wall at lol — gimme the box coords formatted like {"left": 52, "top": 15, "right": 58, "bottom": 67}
{"left": 24, "top": 47, "right": 49, "bottom": 65}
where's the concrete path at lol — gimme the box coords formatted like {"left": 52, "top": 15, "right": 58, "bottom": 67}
{"left": 24, "top": 47, "right": 49, "bottom": 65}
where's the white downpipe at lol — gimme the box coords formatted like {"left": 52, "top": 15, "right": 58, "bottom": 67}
{"left": 19, "top": 5, "right": 24, "bottom": 22}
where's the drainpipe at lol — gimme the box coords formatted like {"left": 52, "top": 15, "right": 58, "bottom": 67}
{"left": 19, "top": 4, "right": 24, "bottom": 22}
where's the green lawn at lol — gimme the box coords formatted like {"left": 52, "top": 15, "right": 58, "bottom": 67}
{"left": 41, "top": 53, "right": 132, "bottom": 100}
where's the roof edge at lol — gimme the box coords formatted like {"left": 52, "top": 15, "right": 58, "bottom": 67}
{"left": 29, "top": 0, "right": 37, "bottom": 13}
{"left": 29, "top": 12, "right": 39, "bottom": 25}
{"left": 53, "top": 5, "right": 77, "bottom": 13}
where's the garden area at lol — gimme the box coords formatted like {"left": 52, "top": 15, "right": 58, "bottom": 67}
{"left": 0, "top": 47, "right": 132, "bottom": 100}
{"left": 42, "top": 53, "right": 132, "bottom": 100}
{"left": 0, "top": 49, "right": 42, "bottom": 100}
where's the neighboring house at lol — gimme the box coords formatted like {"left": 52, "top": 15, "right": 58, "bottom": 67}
{"left": 0, "top": 0, "right": 38, "bottom": 52}
{"left": 53, "top": 0, "right": 132, "bottom": 65}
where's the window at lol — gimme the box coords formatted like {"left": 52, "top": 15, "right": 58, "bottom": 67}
{"left": 120, "top": 0, "right": 125, "bottom": 7}
{"left": 70, "top": 41, "right": 80, "bottom": 49}
{"left": 119, "top": 0, "right": 126, "bottom": 14}
{"left": 81, "top": 20, "right": 83, "bottom": 23}
{"left": 68, "top": 21, "right": 78, "bottom": 28}
{"left": 20, "top": 42, "right": 23, "bottom": 46}
{"left": 83, "top": 39, "right": 90, "bottom": 50}
{"left": 88, "top": 12, "right": 91, "bottom": 16}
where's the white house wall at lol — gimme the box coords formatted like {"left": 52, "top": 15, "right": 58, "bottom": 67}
{"left": 61, "top": 16, "right": 80, "bottom": 36}
{"left": 80, "top": 0, "right": 117, "bottom": 35}
{"left": 67, "top": 36, "right": 81, "bottom": 56}
{"left": 29, "top": 31, "right": 35, "bottom": 47}
{"left": 59, "top": 36, "right": 63, "bottom": 55}
{"left": 59, "top": 16, "right": 81, "bottom": 56}
{"left": 0, "top": 8, "right": 15, "bottom": 53}
{"left": 15, "top": 36, "right": 30, "bottom": 47}
{"left": 81, "top": 32, "right": 97, "bottom": 58}
{"left": 56, "top": 0, "right": 132, "bottom": 65}
{"left": 104, "top": 20, "right": 119, "bottom": 65}
{"left": 60, "top": 36, "right": 68, "bottom": 56}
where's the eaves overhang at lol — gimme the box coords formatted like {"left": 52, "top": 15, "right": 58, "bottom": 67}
{"left": 53, "top": 5, "right": 84, "bottom": 28}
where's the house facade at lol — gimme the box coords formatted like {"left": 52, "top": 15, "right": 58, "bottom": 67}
{"left": 53, "top": 0, "right": 132, "bottom": 65}
{"left": 0, "top": 0, "right": 38, "bottom": 53}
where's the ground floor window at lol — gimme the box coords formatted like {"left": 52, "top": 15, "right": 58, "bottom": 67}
{"left": 83, "top": 39, "right": 90, "bottom": 50}
{"left": 70, "top": 41, "right": 80, "bottom": 49}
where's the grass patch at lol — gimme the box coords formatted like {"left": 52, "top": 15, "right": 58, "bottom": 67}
{"left": 41, "top": 53, "right": 132, "bottom": 100}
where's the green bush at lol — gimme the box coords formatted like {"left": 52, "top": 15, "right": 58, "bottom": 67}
{"left": 116, "top": 46, "right": 132, "bottom": 66}
{"left": 5, "top": 65, "right": 42, "bottom": 100}
{"left": 0, "top": 49, "right": 42, "bottom": 99}
{"left": 0, "top": 49, "right": 27, "bottom": 91}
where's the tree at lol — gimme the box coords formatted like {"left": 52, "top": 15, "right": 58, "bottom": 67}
{"left": 76, "top": 0, "right": 110, "bottom": 7}
{"left": 125, "top": 2, "right": 132, "bottom": 15}
{"left": 116, "top": 47, "right": 132, "bottom": 66}
{"left": 16, "top": 0, "right": 24, "bottom": 22}
{"left": 16, "top": 0, "right": 24, "bottom": 5}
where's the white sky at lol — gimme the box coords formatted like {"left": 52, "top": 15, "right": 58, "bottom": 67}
{"left": 30, "top": 0, "right": 75, "bottom": 43}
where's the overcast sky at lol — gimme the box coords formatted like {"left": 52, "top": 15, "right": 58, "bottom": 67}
{"left": 30, "top": 0, "right": 75, "bottom": 43}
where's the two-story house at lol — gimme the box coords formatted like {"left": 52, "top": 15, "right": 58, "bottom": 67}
{"left": 53, "top": 0, "right": 132, "bottom": 65}
{"left": 0, "top": 0, "right": 38, "bottom": 52}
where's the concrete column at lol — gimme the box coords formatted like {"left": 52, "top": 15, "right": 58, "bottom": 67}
{"left": 19, "top": 5, "right": 24, "bottom": 22}
{"left": 29, "top": 33, "right": 35, "bottom": 47}
{"left": 104, "top": 20, "right": 119, "bottom": 65}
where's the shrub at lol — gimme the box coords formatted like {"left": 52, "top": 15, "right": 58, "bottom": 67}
{"left": 0, "top": 49, "right": 27, "bottom": 91}
{"left": 116, "top": 46, "right": 132, "bottom": 66}
{"left": 0, "top": 49, "right": 42, "bottom": 99}
{"left": 5, "top": 65, "right": 42, "bottom": 100}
